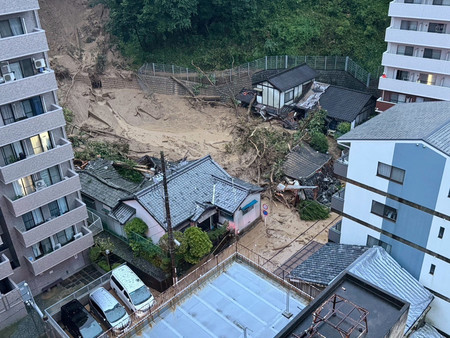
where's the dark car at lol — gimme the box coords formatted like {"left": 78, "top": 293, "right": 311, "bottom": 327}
{"left": 61, "top": 299, "right": 103, "bottom": 338}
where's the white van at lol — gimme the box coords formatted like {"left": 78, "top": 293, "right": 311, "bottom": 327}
{"left": 89, "top": 287, "right": 130, "bottom": 334}
{"left": 110, "top": 265, "right": 155, "bottom": 317}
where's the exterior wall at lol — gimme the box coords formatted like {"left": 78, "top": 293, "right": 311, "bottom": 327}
{"left": 123, "top": 200, "right": 166, "bottom": 243}
{"left": 232, "top": 193, "right": 261, "bottom": 232}
{"left": 257, "top": 81, "right": 282, "bottom": 109}
{"left": 425, "top": 295, "right": 450, "bottom": 334}
{"left": 0, "top": 0, "right": 39, "bottom": 16}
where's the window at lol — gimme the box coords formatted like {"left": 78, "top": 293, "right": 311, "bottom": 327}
{"left": 32, "top": 238, "right": 53, "bottom": 259}
{"left": 396, "top": 70, "right": 410, "bottom": 81}
{"left": 284, "top": 90, "right": 294, "bottom": 103}
{"left": 111, "top": 276, "right": 124, "bottom": 291}
{"left": 397, "top": 45, "right": 414, "bottom": 56}
{"left": 433, "top": 0, "right": 450, "bottom": 5}
{"left": 438, "top": 227, "right": 445, "bottom": 239}
{"left": 30, "top": 132, "right": 53, "bottom": 155}
{"left": 48, "top": 197, "right": 69, "bottom": 218}
{"left": 367, "top": 235, "right": 392, "bottom": 253}
{"left": 418, "top": 73, "right": 436, "bottom": 85}
{"left": 55, "top": 226, "right": 75, "bottom": 246}
{"left": 429, "top": 264, "right": 436, "bottom": 275}
{"left": 1, "top": 141, "right": 25, "bottom": 165}
{"left": 22, "top": 208, "right": 44, "bottom": 231}
{"left": 241, "top": 200, "right": 257, "bottom": 215}
{"left": 400, "top": 20, "right": 418, "bottom": 31}
{"left": 405, "top": 0, "right": 422, "bottom": 3}
{"left": 39, "top": 166, "right": 61, "bottom": 186}
{"left": 377, "top": 162, "right": 405, "bottom": 184}
{"left": 0, "top": 18, "right": 24, "bottom": 38}
{"left": 7, "top": 59, "right": 34, "bottom": 79}
{"left": 423, "top": 48, "right": 442, "bottom": 60}
{"left": 0, "top": 105, "right": 15, "bottom": 125}
{"left": 22, "top": 97, "right": 44, "bottom": 118}
{"left": 13, "top": 175, "right": 35, "bottom": 197}
{"left": 390, "top": 93, "right": 407, "bottom": 103}
{"left": 428, "top": 23, "right": 446, "bottom": 33}
{"left": 371, "top": 201, "right": 398, "bottom": 222}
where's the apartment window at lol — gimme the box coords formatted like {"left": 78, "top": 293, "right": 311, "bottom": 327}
{"left": 433, "top": 0, "right": 450, "bottom": 5}
{"left": 22, "top": 97, "right": 44, "bottom": 118}
{"left": 40, "top": 166, "right": 61, "bottom": 187}
{"left": 418, "top": 73, "right": 436, "bottom": 85}
{"left": 377, "top": 162, "right": 405, "bottom": 184}
{"left": 367, "top": 235, "right": 392, "bottom": 253}
{"left": 30, "top": 132, "right": 53, "bottom": 155}
{"left": 423, "top": 48, "right": 442, "bottom": 60}
{"left": 396, "top": 70, "right": 410, "bottom": 81}
{"left": 405, "top": 0, "right": 422, "bottom": 3}
{"left": 48, "top": 197, "right": 69, "bottom": 218}
{"left": 0, "top": 104, "right": 15, "bottom": 125}
{"left": 32, "top": 238, "right": 53, "bottom": 259}
{"left": 22, "top": 208, "right": 44, "bottom": 231}
{"left": 429, "top": 264, "right": 436, "bottom": 275}
{"left": 1, "top": 141, "right": 25, "bottom": 165}
{"left": 390, "top": 93, "right": 407, "bottom": 103}
{"left": 400, "top": 20, "right": 418, "bottom": 31}
{"left": 284, "top": 90, "right": 294, "bottom": 103}
{"left": 0, "top": 18, "right": 24, "bottom": 38}
{"left": 438, "top": 227, "right": 445, "bottom": 239}
{"left": 54, "top": 226, "right": 75, "bottom": 246}
{"left": 396, "top": 45, "right": 414, "bottom": 56}
{"left": 13, "top": 175, "right": 35, "bottom": 197}
{"left": 7, "top": 59, "right": 34, "bottom": 80}
{"left": 371, "top": 201, "right": 398, "bottom": 222}
{"left": 428, "top": 23, "right": 446, "bottom": 33}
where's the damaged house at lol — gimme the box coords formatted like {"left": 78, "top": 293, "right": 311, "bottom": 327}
{"left": 117, "top": 155, "right": 263, "bottom": 243}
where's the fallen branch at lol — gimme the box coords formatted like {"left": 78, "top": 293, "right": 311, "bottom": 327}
{"left": 170, "top": 76, "right": 196, "bottom": 97}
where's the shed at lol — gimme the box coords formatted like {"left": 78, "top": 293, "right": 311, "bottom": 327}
{"left": 283, "top": 143, "right": 331, "bottom": 181}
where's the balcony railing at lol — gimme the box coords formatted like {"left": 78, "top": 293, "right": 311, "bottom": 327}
{"left": 0, "top": 70, "right": 57, "bottom": 106}
{"left": 385, "top": 27, "right": 450, "bottom": 49}
{"left": 381, "top": 52, "right": 450, "bottom": 76}
{"left": 15, "top": 199, "right": 88, "bottom": 248}
{"left": 4, "top": 169, "right": 81, "bottom": 217}
{"left": 389, "top": 1, "right": 450, "bottom": 21}
{"left": 0, "top": 0, "right": 39, "bottom": 16}
{"left": 24, "top": 226, "right": 94, "bottom": 276}
{"left": 331, "top": 189, "right": 345, "bottom": 214}
{"left": 0, "top": 29, "right": 48, "bottom": 61}
{"left": 0, "top": 104, "right": 65, "bottom": 147}
{"left": 87, "top": 210, "right": 103, "bottom": 236}
{"left": 0, "top": 254, "right": 14, "bottom": 279}
{"left": 334, "top": 154, "right": 349, "bottom": 178}
{"left": 0, "top": 138, "right": 73, "bottom": 184}
{"left": 328, "top": 220, "right": 342, "bottom": 244}
{"left": 378, "top": 76, "right": 450, "bottom": 101}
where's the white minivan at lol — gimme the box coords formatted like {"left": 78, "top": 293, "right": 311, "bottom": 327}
{"left": 110, "top": 265, "right": 155, "bottom": 317}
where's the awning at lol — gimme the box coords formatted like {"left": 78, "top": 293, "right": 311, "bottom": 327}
{"left": 241, "top": 199, "right": 257, "bottom": 211}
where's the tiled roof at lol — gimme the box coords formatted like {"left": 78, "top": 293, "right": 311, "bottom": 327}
{"left": 410, "top": 323, "right": 443, "bottom": 338}
{"left": 288, "top": 243, "right": 368, "bottom": 285}
{"left": 78, "top": 159, "right": 152, "bottom": 208}
{"left": 111, "top": 203, "right": 136, "bottom": 225}
{"left": 339, "top": 101, "right": 450, "bottom": 156}
{"left": 319, "top": 85, "right": 374, "bottom": 122}
{"left": 348, "top": 247, "right": 433, "bottom": 333}
{"left": 134, "top": 156, "right": 263, "bottom": 230}
{"left": 256, "top": 64, "right": 317, "bottom": 92}
{"left": 283, "top": 143, "right": 331, "bottom": 180}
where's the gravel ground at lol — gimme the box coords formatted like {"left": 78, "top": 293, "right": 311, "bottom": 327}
{"left": 0, "top": 306, "right": 46, "bottom": 338}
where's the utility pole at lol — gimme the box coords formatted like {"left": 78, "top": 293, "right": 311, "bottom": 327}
{"left": 161, "top": 151, "right": 177, "bottom": 286}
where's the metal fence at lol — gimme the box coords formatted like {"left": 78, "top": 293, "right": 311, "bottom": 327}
{"left": 138, "top": 55, "right": 379, "bottom": 88}
{"left": 87, "top": 210, "right": 103, "bottom": 236}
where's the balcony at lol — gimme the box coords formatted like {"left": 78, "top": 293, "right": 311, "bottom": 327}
{"left": 0, "top": 0, "right": 39, "bottom": 16}
{"left": 376, "top": 98, "right": 396, "bottom": 112}
{"left": 334, "top": 154, "right": 348, "bottom": 178}
{"left": 378, "top": 76, "right": 450, "bottom": 100}
{"left": 0, "top": 29, "right": 48, "bottom": 61}
{"left": 0, "top": 254, "right": 13, "bottom": 279}
{"left": 385, "top": 27, "right": 450, "bottom": 49}
{"left": 87, "top": 210, "right": 103, "bottom": 236}
{"left": 24, "top": 226, "right": 94, "bottom": 276}
{"left": 0, "top": 104, "right": 65, "bottom": 147}
{"left": 15, "top": 199, "right": 88, "bottom": 248}
{"left": 382, "top": 52, "right": 450, "bottom": 76}
{"left": 331, "top": 189, "right": 345, "bottom": 214}
{"left": 4, "top": 169, "right": 81, "bottom": 217}
{"left": 328, "top": 220, "right": 342, "bottom": 244}
{"left": 0, "top": 138, "right": 74, "bottom": 184}
{"left": 0, "top": 70, "right": 57, "bottom": 106}
{"left": 389, "top": 1, "right": 450, "bottom": 21}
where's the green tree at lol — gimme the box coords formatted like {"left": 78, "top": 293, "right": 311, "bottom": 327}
{"left": 124, "top": 217, "right": 148, "bottom": 237}
{"left": 182, "top": 227, "right": 212, "bottom": 264}
{"left": 310, "top": 132, "right": 328, "bottom": 154}
{"left": 298, "top": 200, "right": 329, "bottom": 221}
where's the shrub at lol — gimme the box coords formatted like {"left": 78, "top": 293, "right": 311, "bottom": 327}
{"left": 298, "top": 200, "right": 330, "bottom": 221}
{"left": 124, "top": 218, "right": 148, "bottom": 238}
{"left": 337, "top": 122, "right": 351, "bottom": 135}
{"left": 97, "top": 259, "right": 111, "bottom": 272}
{"left": 89, "top": 246, "right": 102, "bottom": 262}
{"left": 208, "top": 225, "right": 229, "bottom": 243}
{"left": 309, "top": 132, "right": 329, "bottom": 153}
{"left": 183, "top": 227, "right": 213, "bottom": 265}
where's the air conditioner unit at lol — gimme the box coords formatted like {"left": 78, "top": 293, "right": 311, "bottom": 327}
{"left": 34, "top": 58, "right": 46, "bottom": 69}
{"left": 54, "top": 243, "right": 61, "bottom": 250}
{"left": 35, "top": 179, "right": 47, "bottom": 191}
{"left": 0, "top": 62, "right": 10, "bottom": 74}
{"left": 74, "top": 232, "right": 83, "bottom": 240}
{"left": 4, "top": 72, "right": 15, "bottom": 82}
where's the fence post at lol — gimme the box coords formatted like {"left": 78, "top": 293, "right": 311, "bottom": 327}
{"left": 324, "top": 56, "right": 327, "bottom": 70}
{"left": 345, "top": 56, "right": 349, "bottom": 72}
{"left": 285, "top": 55, "right": 288, "bottom": 69}
{"left": 265, "top": 56, "right": 268, "bottom": 70}
{"left": 230, "top": 68, "right": 232, "bottom": 82}
{"left": 172, "top": 65, "right": 174, "bottom": 75}
{"left": 186, "top": 68, "right": 189, "bottom": 81}
{"left": 335, "top": 56, "right": 337, "bottom": 70}
{"left": 247, "top": 62, "right": 250, "bottom": 76}
{"left": 314, "top": 56, "right": 317, "bottom": 69}
{"left": 366, "top": 73, "right": 371, "bottom": 87}
{"left": 276, "top": 55, "right": 278, "bottom": 68}
{"left": 152, "top": 63, "right": 155, "bottom": 76}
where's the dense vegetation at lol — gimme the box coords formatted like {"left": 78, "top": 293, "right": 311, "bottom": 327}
{"left": 99, "top": 0, "right": 390, "bottom": 72}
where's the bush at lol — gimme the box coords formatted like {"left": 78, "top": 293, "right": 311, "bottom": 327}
{"left": 208, "top": 226, "right": 229, "bottom": 243}
{"left": 298, "top": 200, "right": 330, "bottom": 221}
{"left": 183, "top": 227, "right": 213, "bottom": 265}
{"left": 309, "top": 132, "right": 329, "bottom": 153}
{"left": 97, "top": 259, "right": 111, "bottom": 272}
{"left": 124, "top": 218, "right": 148, "bottom": 237}
{"left": 89, "top": 246, "right": 102, "bottom": 262}
{"left": 337, "top": 122, "right": 351, "bottom": 135}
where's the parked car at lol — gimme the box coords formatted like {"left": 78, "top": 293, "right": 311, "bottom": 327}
{"left": 89, "top": 287, "right": 130, "bottom": 333}
{"left": 110, "top": 265, "right": 155, "bottom": 317}
{"left": 61, "top": 299, "right": 103, "bottom": 338}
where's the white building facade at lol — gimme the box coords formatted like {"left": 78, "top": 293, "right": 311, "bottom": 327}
{"left": 377, "top": 0, "right": 450, "bottom": 111}
{"left": 334, "top": 102, "right": 450, "bottom": 334}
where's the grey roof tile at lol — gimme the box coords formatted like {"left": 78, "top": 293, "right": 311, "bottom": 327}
{"left": 339, "top": 101, "right": 450, "bottom": 156}
{"left": 319, "top": 85, "right": 374, "bottom": 122}
{"left": 283, "top": 143, "right": 331, "bottom": 180}
{"left": 256, "top": 64, "right": 317, "bottom": 92}
{"left": 112, "top": 203, "right": 136, "bottom": 225}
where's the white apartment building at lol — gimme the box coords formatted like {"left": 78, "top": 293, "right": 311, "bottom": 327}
{"left": 377, "top": 0, "right": 450, "bottom": 111}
